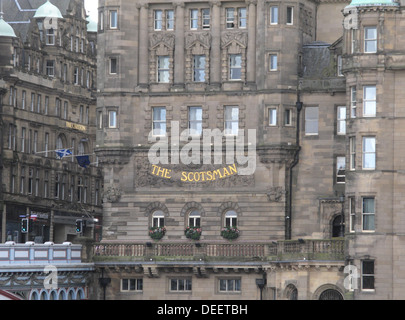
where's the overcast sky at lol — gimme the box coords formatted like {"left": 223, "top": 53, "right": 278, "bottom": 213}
{"left": 84, "top": 0, "right": 98, "bottom": 21}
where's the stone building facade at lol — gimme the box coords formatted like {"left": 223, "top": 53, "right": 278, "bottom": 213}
{"left": 0, "top": 0, "right": 102, "bottom": 245}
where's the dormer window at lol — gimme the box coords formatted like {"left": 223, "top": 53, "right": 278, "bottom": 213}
{"left": 46, "top": 28, "right": 55, "bottom": 45}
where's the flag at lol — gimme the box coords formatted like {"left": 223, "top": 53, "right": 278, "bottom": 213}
{"left": 55, "top": 149, "right": 72, "bottom": 159}
{"left": 76, "top": 155, "right": 91, "bottom": 168}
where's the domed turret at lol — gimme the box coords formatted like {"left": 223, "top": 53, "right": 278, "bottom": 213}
{"left": 347, "top": 0, "right": 398, "bottom": 7}
{"left": 0, "top": 12, "right": 16, "bottom": 38}
{"left": 33, "top": 0, "right": 63, "bottom": 19}
{"left": 86, "top": 16, "right": 97, "bottom": 33}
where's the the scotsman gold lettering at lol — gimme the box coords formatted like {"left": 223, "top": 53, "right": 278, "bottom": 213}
{"left": 153, "top": 164, "right": 238, "bottom": 182}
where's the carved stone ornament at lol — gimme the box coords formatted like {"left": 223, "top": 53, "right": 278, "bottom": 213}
{"left": 221, "top": 31, "right": 247, "bottom": 49}
{"left": 104, "top": 186, "right": 122, "bottom": 203}
{"left": 267, "top": 187, "right": 286, "bottom": 202}
{"left": 185, "top": 32, "right": 212, "bottom": 49}
{"left": 149, "top": 33, "right": 175, "bottom": 49}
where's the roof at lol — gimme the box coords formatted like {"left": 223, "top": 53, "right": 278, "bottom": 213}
{"left": 0, "top": 15, "right": 17, "bottom": 38}
{"left": 347, "top": 0, "right": 399, "bottom": 7}
{"left": 33, "top": 0, "right": 63, "bottom": 19}
{"left": 86, "top": 16, "right": 97, "bottom": 32}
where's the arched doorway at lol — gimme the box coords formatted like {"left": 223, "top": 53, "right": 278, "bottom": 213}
{"left": 319, "top": 289, "right": 343, "bottom": 300}
{"left": 332, "top": 215, "right": 344, "bottom": 238}
{"left": 285, "top": 284, "right": 298, "bottom": 300}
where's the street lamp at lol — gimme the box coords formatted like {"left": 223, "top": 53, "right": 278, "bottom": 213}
{"left": 256, "top": 277, "right": 266, "bottom": 300}
{"left": 339, "top": 193, "right": 345, "bottom": 237}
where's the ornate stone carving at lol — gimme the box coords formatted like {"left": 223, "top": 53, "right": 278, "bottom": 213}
{"left": 185, "top": 32, "right": 212, "bottom": 49}
{"left": 149, "top": 33, "right": 175, "bottom": 49}
{"left": 104, "top": 186, "right": 122, "bottom": 203}
{"left": 267, "top": 187, "right": 286, "bottom": 202}
{"left": 221, "top": 32, "right": 248, "bottom": 48}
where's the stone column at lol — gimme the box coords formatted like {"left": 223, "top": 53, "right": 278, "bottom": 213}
{"left": 174, "top": 2, "right": 185, "bottom": 87}
{"left": 1, "top": 204, "right": 6, "bottom": 243}
{"left": 138, "top": 3, "right": 149, "bottom": 87}
{"left": 246, "top": 0, "right": 257, "bottom": 84}
{"left": 210, "top": 1, "right": 221, "bottom": 87}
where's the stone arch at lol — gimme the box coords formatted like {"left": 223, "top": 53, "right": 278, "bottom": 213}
{"left": 180, "top": 202, "right": 206, "bottom": 218}
{"left": 313, "top": 284, "right": 344, "bottom": 300}
{"left": 144, "top": 202, "right": 170, "bottom": 226}
{"left": 284, "top": 283, "right": 298, "bottom": 300}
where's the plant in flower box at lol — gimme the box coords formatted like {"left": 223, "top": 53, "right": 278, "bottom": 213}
{"left": 184, "top": 226, "right": 202, "bottom": 240}
{"left": 149, "top": 226, "right": 166, "bottom": 240}
{"left": 220, "top": 226, "right": 240, "bottom": 240}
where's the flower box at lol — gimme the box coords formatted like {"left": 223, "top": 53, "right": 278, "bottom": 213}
{"left": 184, "top": 226, "right": 202, "bottom": 240}
{"left": 149, "top": 226, "right": 166, "bottom": 240}
{"left": 221, "top": 227, "right": 240, "bottom": 240}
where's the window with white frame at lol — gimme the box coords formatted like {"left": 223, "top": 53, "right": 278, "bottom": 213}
{"left": 166, "top": 10, "right": 174, "bottom": 30}
{"left": 157, "top": 56, "right": 170, "bottom": 83}
{"left": 46, "top": 60, "right": 55, "bottom": 77}
{"left": 121, "top": 279, "right": 143, "bottom": 292}
{"left": 109, "top": 57, "right": 117, "bottom": 74}
{"left": 193, "top": 55, "right": 206, "bottom": 82}
{"left": 229, "top": 54, "right": 242, "bottom": 80}
{"left": 305, "top": 107, "right": 319, "bottom": 135}
{"left": 22, "top": 90, "right": 26, "bottom": 110}
{"left": 152, "top": 107, "right": 166, "bottom": 136}
{"left": 152, "top": 211, "right": 165, "bottom": 228}
{"left": 269, "top": 108, "right": 277, "bottom": 126}
{"left": 109, "top": 10, "right": 118, "bottom": 29}
{"left": 108, "top": 110, "right": 118, "bottom": 128}
{"left": 269, "top": 54, "right": 278, "bottom": 71}
{"left": 188, "top": 210, "right": 201, "bottom": 227}
{"left": 362, "top": 197, "right": 375, "bottom": 232}
{"left": 202, "top": 8, "right": 210, "bottom": 29}
{"left": 238, "top": 8, "right": 247, "bottom": 28}
{"left": 361, "top": 260, "right": 375, "bottom": 290}
{"left": 349, "top": 197, "right": 356, "bottom": 233}
{"left": 349, "top": 136, "right": 356, "bottom": 171}
{"left": 337, "top": 55, "right": 343, "bottom": 76}
{"left": 188, "top": 106, "right": 203, "bottom": 136}
{"left": 284, "top": 109, "right": 292, "bottom": 126}
{"left": 363, "top": 86, "right": 376, "bottom": 117}
{"left": 270, "top": 6, "right": 278, "bottom": 25}
{"left": 170, "top": 279, "right": 192, "bottom": 292}
{"left": 154, "top": 10, "right": 163, "bottom": 30}
{"left": 226, "top": 8, "right": 235, "bottom": 28}
{"left": 364, "top": 26, "right": 377, "bottom": 53}
{"left": 74, "top": 67, "right": 79, "bottom": 85}
{"left": 45, "top": 28, "right": 55, "bottom": 45}
{"left": 336, "top": 157, "right": 346, "bottom": 184}
{"left": 362, "top": 137, "right": 376, "bottom": 170}
{"left": 351, "top": 86, "right": 357, "bottom": 118}
{"left": 337, "top": 106, "right": 346, "bottom": 135}
{"left": 219, "top": 279, "right": 241, "bottom": 293}
{"left": 286, "top": 6, "right": 293, "bottom": 25}
{"left": 190, "top": 9, "right": 198, "bottom": 29}
{"left": 224, "top": 106, "right": 239, "bottom": 136}
{"left": 224, "top": 211, "right": 238, "bottom": 227}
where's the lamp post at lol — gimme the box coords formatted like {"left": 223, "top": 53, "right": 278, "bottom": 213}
{"left": 256, "top": 277, "right": 267, "bottom": 300}
{"left": 339, "top": 193, "right": 345, "bottom": 237}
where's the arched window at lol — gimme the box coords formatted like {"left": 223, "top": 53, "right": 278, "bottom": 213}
{"left": 188, "top": 210, "right": 201, "bottom": 227}
{"left": 285, "top": 284, "right": 298, "bottom": 300}
{"left": 30, "top": 291, "right": 39, "bottom": 300}
{"left": 152, "top": 211, "right": 165, "bottom": 228}
{"left": 332, "top": 215, "right": 344, "bottom": 238}
{"left": 50, "top": 291, "right": 57, "bottom": 300}
{"left": 319, "top": 289, "right": 343, "bottom": 300}
{"left": 78, "top": 142, "right": 86, "bottom": 156}
{"left": 225, "top": 210, "right": 237, "bottom": 227}
{"left": 56, "top": 135, "right": 64, "bottom": 149}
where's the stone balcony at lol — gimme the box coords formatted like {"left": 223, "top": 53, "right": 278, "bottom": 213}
{"left": 92, "top": 239, "right": 345, "bottom": 263}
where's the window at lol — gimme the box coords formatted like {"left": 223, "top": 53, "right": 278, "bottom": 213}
{"left": 349, "top": 137, "right": 356, "bottom": 171}
{"left": 202, "top": 9, "right": 210, "bottom": 29}
{"left": 336, "top": 157, "right": 346, "bottom": 184}
{"left": 362, "top": 197, "right": 375, "bottom": 232}
{"left": 21, "top": 127, "right": 26, "bottom": 153}
{"left": 45, "top": 28, "right": 55, "bottom": 45}
{"left": 269, "top": 54, "right": 278, "bottom": 71}
{"left": 54, "top": 173, "right": 60, "bottom": 199}
{"left": 229, "top": 54, "right": 242, "bottom": 80}
{"left": 190, "top": 9, "right": 198, "bottom": 29}
{"left": 363, "top": 137, "right": 376, "bottom": 170}
{"left": 362, "top": 260, "right": 375, "bottom": 290}
{"left": 44, "top": 96, "right": 49, "bottom": 115}
{"left": 110, "top": 10, "right": 118, "bottom": 29}
{"left": 270, "top": 6, "right": 278, "bottom": 25}
{"left": 154, "top": 10, "right": 163, "bottom": 30}
{"left": 22, "top": 90, "right": 26, "bottom": 110}
{"left": 45, "top": 133, "right": 49, "bottom": 157}
{"left": 269, "top": 108, "right": 277, "bottom": 126}
{"left": 284, "top": 109, "right": 292, "bottom": 126}
{"left": 98, "top": 111, "right": 103, "bottom": 129}
{"left": 46, "top": 60, "right": 55, "bottom": 77}
{"left": 63, "top": 101, "right": 68, "bottom": 120}
{"left": 55, "top": 98, "right": 61, "bottom": 117}
{"left": 351, "top": 87, "right": 357, "bottom": 118}
{"left": 74, "top": 67, "right": 79, "bottom": 85}
{"left": 30, "top": 93, "right": 35, "bottom": 111}
{"left": 226, "top": 8, "right": 235, "bottom": 29}
{"left": 157, "top": 56, "right": 170, "bottom": 83}
{"left": 152, "top": 211, "right": 165, "bottom": 228}
{"left": 121, "top": 279, "right": 143, "bottom": 292}
{"left": 188, "top": 210, "right": 201, "bottom": 227}
{"left": 152, "top": 107, "right": 166, "bottom": 136}
{"left": 193, "top": 55, "right": 206, "bottom": 82}
{"left": 225, "top": 211, "right": 237, "bottom": 227}
{"left": 364, "top": 26, "right": 377, "bottom": 53}
{"left": 108, "top": 110, "right": 118, "bottom": 128}
{"left": 99, "top": 11, "right": 104, "bottom": 31}
{"left": 37, "top": 95, "right": 41, "bottom": 113}
{"left": 20, "top": 167, "right": 25, "bottom": 194}
{"left": 170, "top": 279, "right": 192, "bottom": 292}
{"left": 286, "top": 7, "right": 293, "bottom": 25}
{"left": 110, "top": 58, "right": 118, "bottom": 74}
{"left": 337, "top": 106, "right": 346, "bottom": 135}
{"left": 219, "top": 279, "right": 241, "bottom": 293}
{"left": 44, "top": 171, "right": 49, "bottom": 199}
{"left": 166, "top": 10, "right": 174, "bottom": 30}
{"left": 238, "top": 8, "right": 247, "bottom": 28}
{"left": 349, "top": 197, "right": 356, "bottom": 233}
{"left": 33, "top": 131, "right": 38, "bottom": 154}
{"left": 337, "top": 55, "right": 343, "bottom": 76}
{"left": 188, "top": 107, "right": 203, "bottom": 136}
{"left": 8, "top": 124, "right": 17, "bottom": 151}
{"left": 305, "top": 107, "right": 319, "bottom": 135}
{"left": 224, "top": 106, "right": 239, "bottom": 136}
{"left": 363, "top": 86, "right": 376, "bottom": 117}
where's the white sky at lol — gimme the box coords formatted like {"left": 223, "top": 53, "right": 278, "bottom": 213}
{"left": 84, "top": 0, "right": 98, "bottom": 21}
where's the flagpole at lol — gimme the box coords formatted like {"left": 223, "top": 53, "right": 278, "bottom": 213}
{"left": 35, "top": 148, "right": 73, "bottom": 155}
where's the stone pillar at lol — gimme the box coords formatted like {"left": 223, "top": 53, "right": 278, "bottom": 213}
{"left": 138, "top": 4, "right": 149, "bottom": 87}
{"left": 174, "top": 2, "right": 185, "bottom": 87}
{"left": 246, "top": 0, "right": 257, "bottom": 84}
{"left": 1, "top": 204, "right": 6, "bottom": 243}
{"left": 210, "top": 1, "right": 221, "bottom": 87}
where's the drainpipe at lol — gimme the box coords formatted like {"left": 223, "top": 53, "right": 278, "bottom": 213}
{"left": 286, "top": 91, "right": 303, "bottom": 240}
